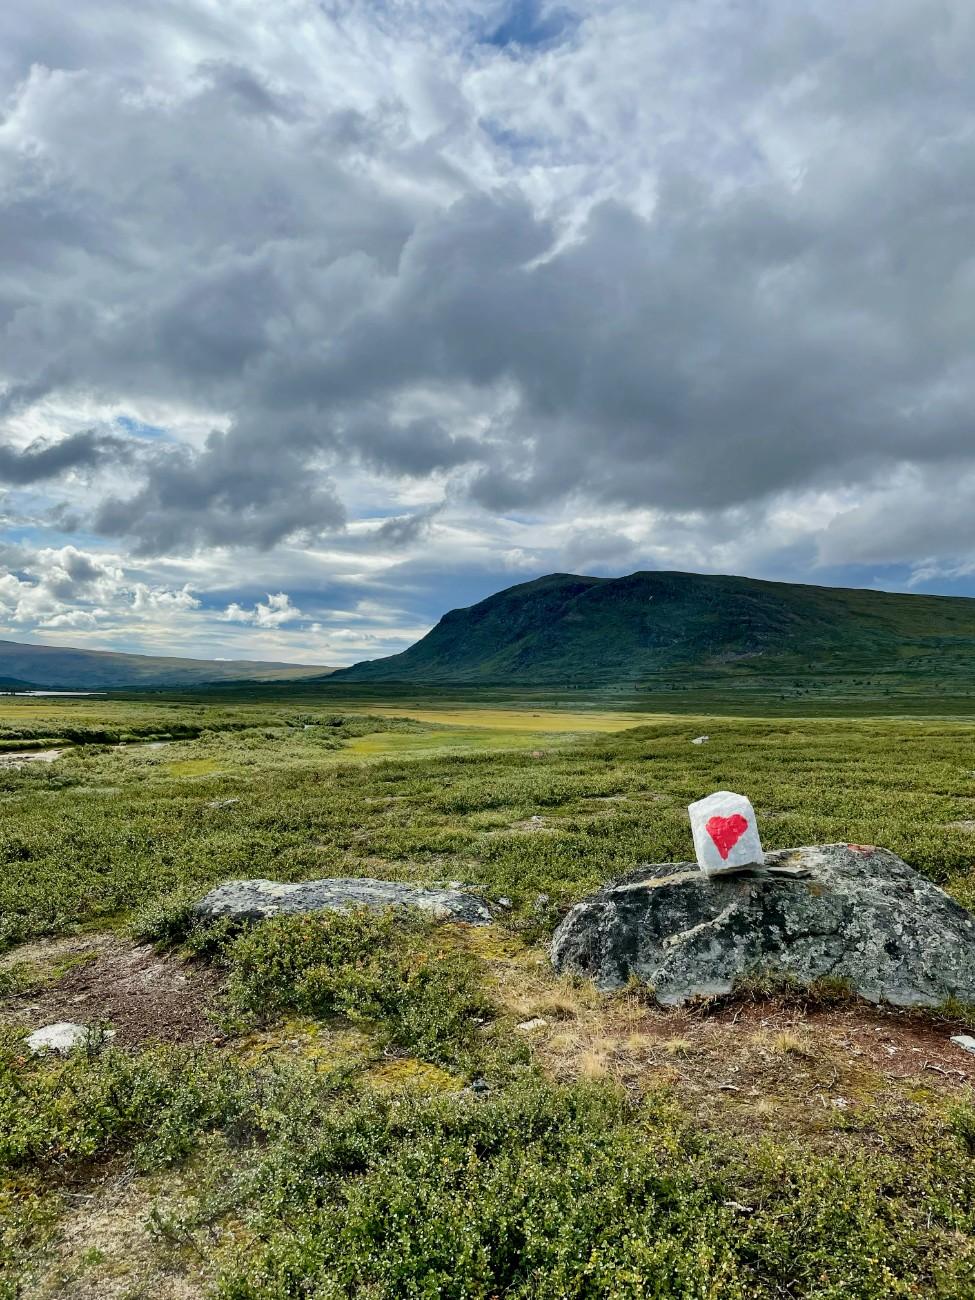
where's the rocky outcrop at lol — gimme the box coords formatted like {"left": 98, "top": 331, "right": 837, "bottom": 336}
{"left": 194, "top": 877, "right": 492, "bottom": 926}
{"left": 551, "top": 844, "right": 975, "bottom": 1007}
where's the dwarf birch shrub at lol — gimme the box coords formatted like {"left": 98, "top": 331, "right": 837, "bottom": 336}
{"left": 223, "top": 909, "right": 494, "bottom": 1068}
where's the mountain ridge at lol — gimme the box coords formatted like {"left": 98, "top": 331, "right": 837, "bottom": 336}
{"left": 0, "top": 639, "right": 334, "bottom": 690}
{"left": 330, "top": 569, "right": 975, "bottom": 687}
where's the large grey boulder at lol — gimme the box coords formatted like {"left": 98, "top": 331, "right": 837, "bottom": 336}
{"left": 551, "top": 844, "right": 975, "bottom": 1007}
{"left": 194, "top": 877, "right": 492, "bottom": 926}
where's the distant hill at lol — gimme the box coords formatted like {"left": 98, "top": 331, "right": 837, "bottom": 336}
{"left": 0, "top": 640, "right": 334, "bottom": 690}
{"left": 330, "top": 570, "right": 975, "bottom": 687}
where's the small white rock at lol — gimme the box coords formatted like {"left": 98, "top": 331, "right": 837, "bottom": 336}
{"left": 950, "top": 1034, "right": 975, "bottom": 1055}
{"left": 687, "top": 790, "right": 764, "bottom": 876}
{"left": 516, "top": 1017, "right": 548, "bottom": 1032}
{"left": 691, "top": 735, "right": 710, "bottom": 745}
{"left": 25, "top": 1023, "right": 116, "bottom": 1055}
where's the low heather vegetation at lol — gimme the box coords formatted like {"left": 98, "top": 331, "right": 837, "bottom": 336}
{"left": 2, "top": 693, "right": 975, "bottom": 1296}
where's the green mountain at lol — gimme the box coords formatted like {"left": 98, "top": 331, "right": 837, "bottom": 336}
{"left": 330, "top": 570, "right": 975, "bottom": 687}
{"left": 0, "top": 640, "right": 334, "bottom": 690}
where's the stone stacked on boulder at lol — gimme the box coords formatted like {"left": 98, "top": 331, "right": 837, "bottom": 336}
{"left": 551, "top": 844, "right": 975, "bottom": 1007}
{"left": 688, "top": 789, "right": 763, "bottom": 875}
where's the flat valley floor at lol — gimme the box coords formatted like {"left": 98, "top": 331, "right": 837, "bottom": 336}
{"left": 2, "top": 690, "right": 975, "bottom": 1298}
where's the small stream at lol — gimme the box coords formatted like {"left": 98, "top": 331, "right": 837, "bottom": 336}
{"left": 0, "top": 749, "right": 65, "bottom": 767}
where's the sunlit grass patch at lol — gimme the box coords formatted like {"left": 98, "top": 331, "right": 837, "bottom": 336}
{"left": 167, "top": 758, "right": 226, "bottom": 777}
{"left": 219, "top": 909, "right": 497, "bottom": 1071}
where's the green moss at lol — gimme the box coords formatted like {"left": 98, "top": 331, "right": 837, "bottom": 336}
{"left": 235, "top": 1016, "right": 375, "bottom": 1075}
{"left": 367, "top": 1057, "right": 462, "bottom": 1094}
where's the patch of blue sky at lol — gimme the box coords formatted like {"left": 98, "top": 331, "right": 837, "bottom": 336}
{"left": 358, "top": 506, "right": 420, "bottom": 521}
{"left": 872, "top": 565, "right": 975, "bottom": 598}
{"left": 115, "top": 414, "right": 171, "bottom": 441}
{"left": 196, "top": 581, "right": 368, "bottom": 614}
{"left": 787, "top": 561, "right": 975, "bottom": 599}
{"left": 6, "top": 516, "right": 114, "bottom": 553}
{"left": 0, "top": 492, "right": 87, "bottom": 539}
{"left": 480, "top": 0, "right": 579, "bottom": 53}
{"left": 480, "top": 117, "right": 546, "bottom": 161}
{"left": 1, "top": 522, "right": 61, "bottom": 548}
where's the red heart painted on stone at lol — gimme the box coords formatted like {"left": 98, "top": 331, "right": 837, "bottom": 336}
{"left": 706, "top": 813, "right": 749, "bottom": 860}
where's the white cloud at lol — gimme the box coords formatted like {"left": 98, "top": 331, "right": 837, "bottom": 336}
{"left": 0, "top": 547, "right": 203, "bottom": 636}
{"left": 131, "top": 582, "right": 201, "bottom": 612}
{"left": 220, "top": 591, "right": 302, "bottom": 627}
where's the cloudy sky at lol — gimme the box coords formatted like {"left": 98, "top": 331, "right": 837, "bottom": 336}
{"left": 1, "top": 1, "right": 974, "bottom": 665}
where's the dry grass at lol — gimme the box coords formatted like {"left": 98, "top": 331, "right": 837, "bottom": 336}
{"left": 769, "top": 1029, "right": 815, "bottom": 1058}
{"left": 661, "top": 1037, "right": 695, "bottom": 1058}
{"left": 441, "top": 928, "right": 975, "bottom": 1143}
{"left": 21, "top": 1169, "right": 210, "bottom": 1300}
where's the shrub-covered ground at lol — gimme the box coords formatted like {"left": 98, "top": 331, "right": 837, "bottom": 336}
{"left": 2, "top": 694, "right": 975, "bottom": 1297}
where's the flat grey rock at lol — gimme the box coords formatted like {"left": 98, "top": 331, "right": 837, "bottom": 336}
{"left": 26, "top": 1022, "right": 116, "bottom": 1054}
{"left": 194, "top": 877, "right": 492, "bottom": 925}
{"left": 551, "top": 844, "right": 975, "bottom": 1007}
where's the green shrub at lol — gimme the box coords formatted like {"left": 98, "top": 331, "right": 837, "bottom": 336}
{"left": 211, "top": 1080, "right": 975, "bottom": 1300}
{"left": 223, "top": 909, "right": 494, "bottom": 1068}
{"left": 2, "top": 1035, "right": 974, "bottom": 1299}
{"left": 130, "top": 886, "right": 201, "bottom": 947}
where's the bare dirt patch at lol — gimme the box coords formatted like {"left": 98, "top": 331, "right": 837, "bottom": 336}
{"left": 509, "top": 815, "right": 554, "bottom": 833}
{"left": 1, "top": 934, "right": 223, "bottom": 1047}
{"left": 529, "top": 991, "right": 975, "bottom": 1137}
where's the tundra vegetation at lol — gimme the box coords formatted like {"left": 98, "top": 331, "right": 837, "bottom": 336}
{"left": 1, "top": 690, "right": 975, "bottom": 1297}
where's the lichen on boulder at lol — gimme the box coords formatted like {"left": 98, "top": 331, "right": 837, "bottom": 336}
{"left": 194, "top": 877, "right": 492, "bottom": 926}
{"left": 550, "top": 844, "right": 975, "bottom": 1007}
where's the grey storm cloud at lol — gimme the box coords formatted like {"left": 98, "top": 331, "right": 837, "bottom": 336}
{"left": 93, "top": 426, "right": 345, "bottom": 554}
{"left": 0, "top": 430, "right": 129, "bottom": 484}
{"left": 347, "top": 415, "right": 483, "bottom": 477}
{"left": 1, "top": 0, "right": 975, "bottom": 566}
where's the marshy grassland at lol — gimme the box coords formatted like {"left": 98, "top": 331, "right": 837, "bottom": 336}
{"left": 3, "top": 690, "right": 975, "bottom": 1297}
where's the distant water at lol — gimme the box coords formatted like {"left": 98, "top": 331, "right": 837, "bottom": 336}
{"left": 0, "top": 690, "right": 105, "bottom": 697}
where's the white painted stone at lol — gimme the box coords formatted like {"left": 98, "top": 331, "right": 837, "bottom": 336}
{"left": 950, "top": 1034, "right": 975, "bottom": 1055}
{"left": 687, "top": 790, "right": 764, "bottom": 875}
{"left": 25, "top": 1022, "right": 116, "bottom": 1054}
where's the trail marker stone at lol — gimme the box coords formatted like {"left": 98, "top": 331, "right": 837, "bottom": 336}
{"left": 688, "top": 790, "right": 763, "bottom": 875}
{"left": 551, "top": 844, "right": 975, "bottom": 1004}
